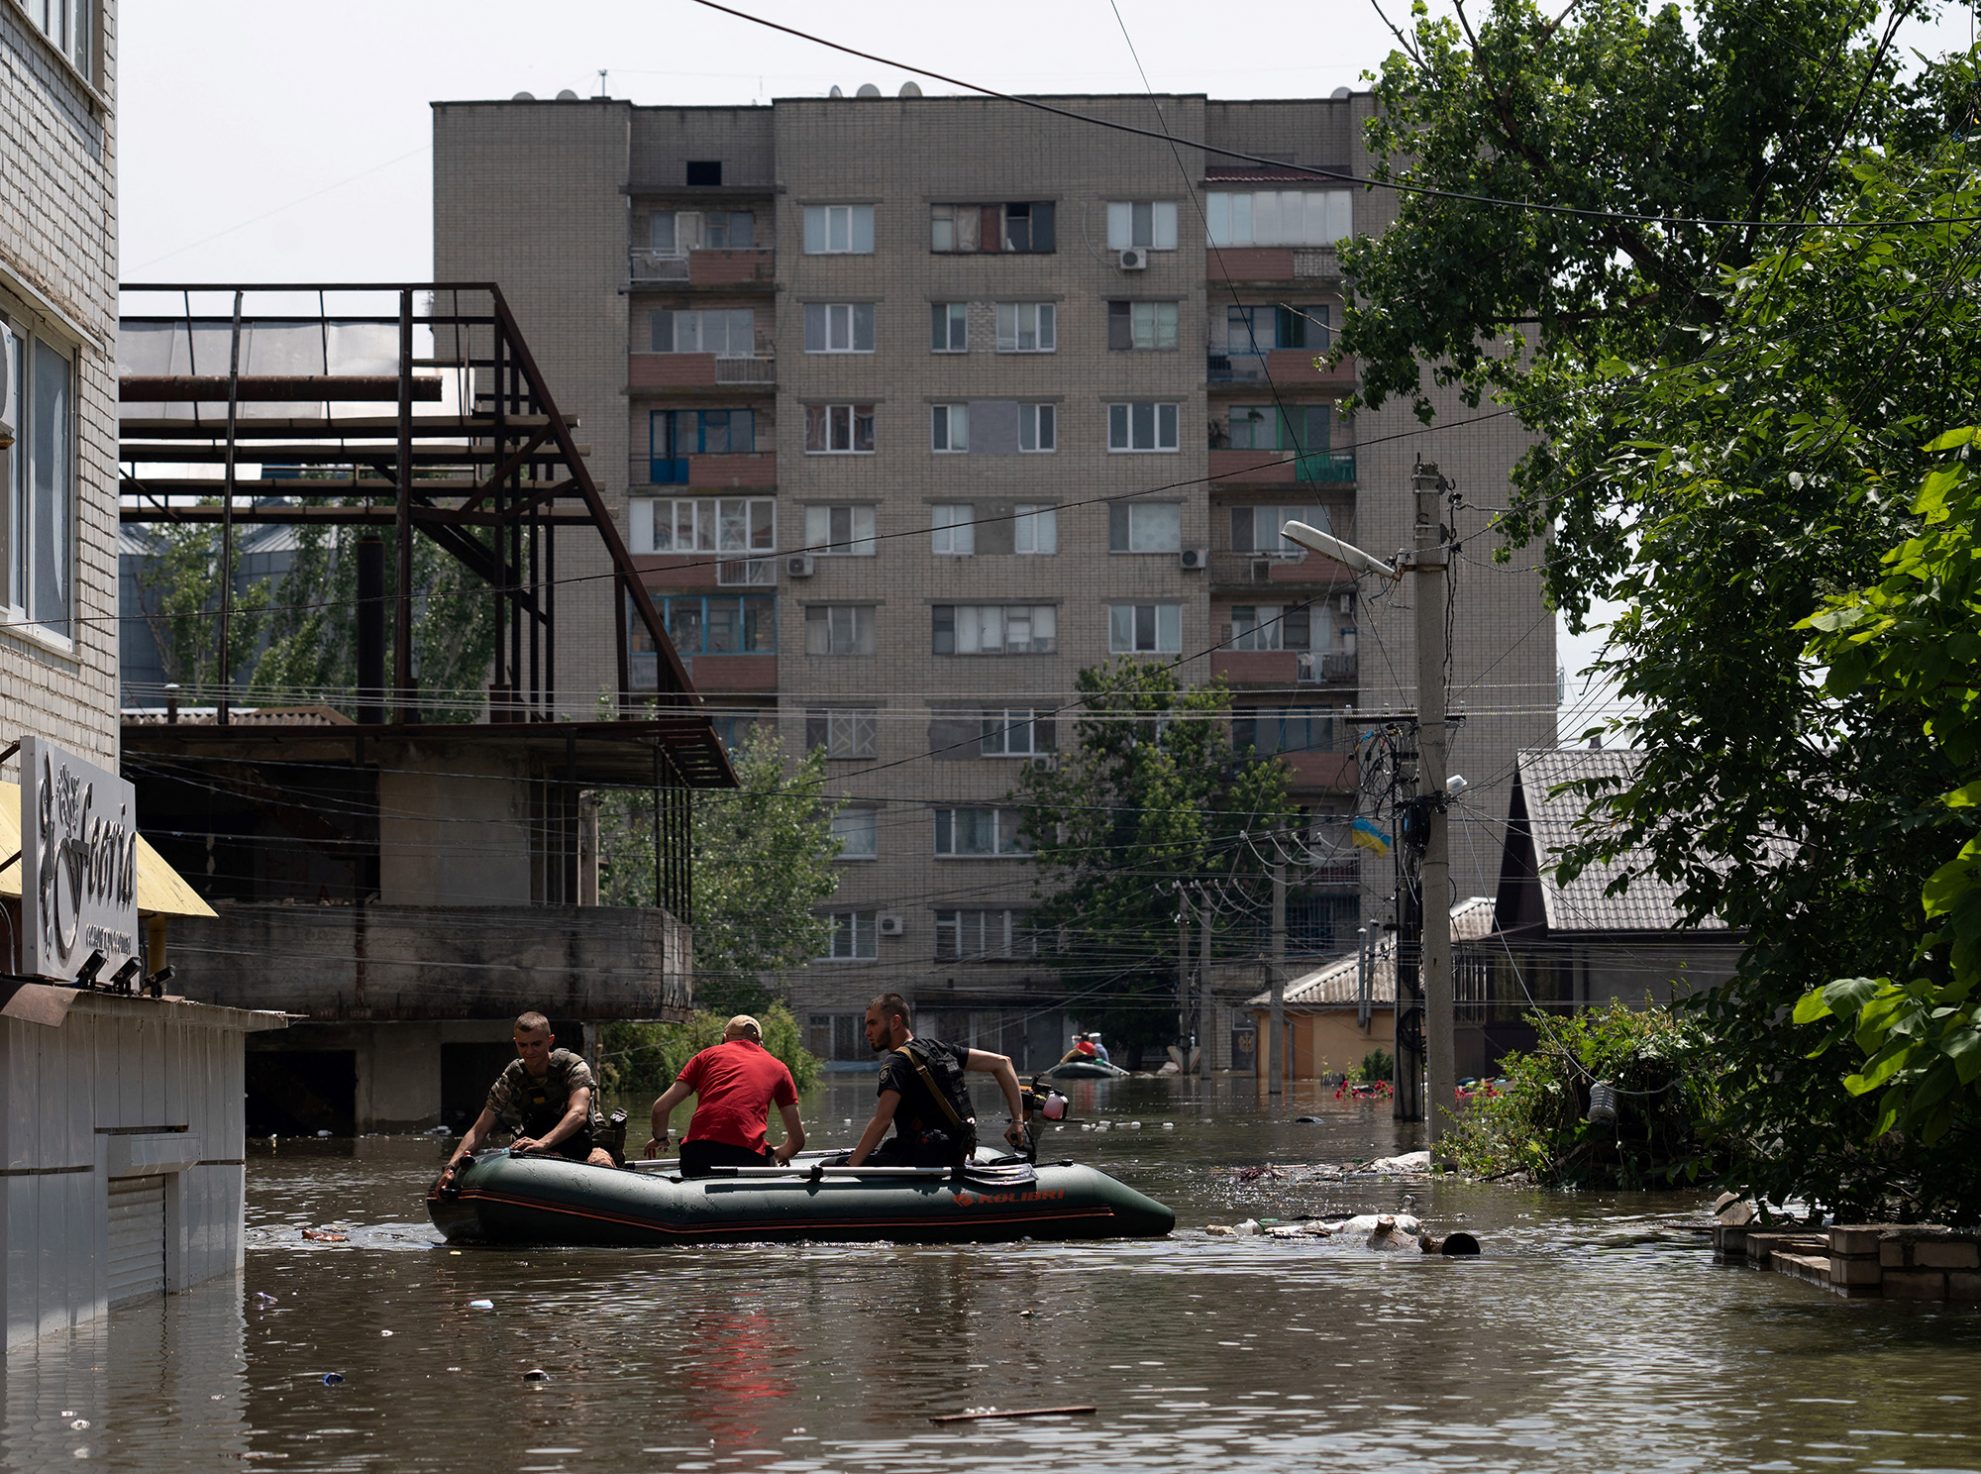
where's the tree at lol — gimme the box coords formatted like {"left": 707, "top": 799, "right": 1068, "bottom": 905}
{"left": 597, "top": 723, "right": 842, "bottom": 1017}
{"left": 130, "top": 514, "right": 272, "bottom": 694}
{"left": 1017, "top": 660, "right": 1296, "bottom": 1061}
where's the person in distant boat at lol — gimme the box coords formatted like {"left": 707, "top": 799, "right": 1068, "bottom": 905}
{"left": 848, "top": 993, "right": 1029, "bottom": 1167}
{"left": 440, "top": 1012, "right": 614, "bottom": 1186}
{"left": 645, "top": 1014, "right": 806, "bottom": 1177}
{"left": 1056, "top": 1035, "right": 1100, "bottom": 1066}
{"left": 1087, "top": 1034, "right": 1110, "bottom": 1064}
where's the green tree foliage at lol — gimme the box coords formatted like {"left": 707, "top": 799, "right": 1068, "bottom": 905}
{"left": 595, "top": 1002, "right": 821, "bottom": 1105}
{"left": 1794, "top": 429, "right": 1981, "bottom": 1146}
{"left": 1017, "top": 660, "right": 1295, "bottom": 1059}
{"left": 597, "top": 723, "right": 841, "bottom": 1017}
{"left": 1442, "top": 1004, "right": 1724, "bottom": 1188}
{"left": 130, "top": 514, "right": 272, "bottom": 693}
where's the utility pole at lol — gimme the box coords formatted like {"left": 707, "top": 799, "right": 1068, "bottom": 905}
{"left": 1198, "top": 902, "right": 1213, "bottom": 1079}
{"left": 1176, "top": 891, "right": 1190, "bottom": 1062}
{"left": 1411, "top": 461, "right": 1455, "bottom": 1156}
{"left": 1269, "top": 859, "right": 1286, "bottom": 1095}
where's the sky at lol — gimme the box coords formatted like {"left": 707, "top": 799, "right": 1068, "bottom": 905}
{"left": 119, "top": 1, "right": 1980, "bottom": 742}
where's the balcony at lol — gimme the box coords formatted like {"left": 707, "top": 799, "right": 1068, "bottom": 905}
{"left": 1207, "top": 350, "right": 1355, "bottom": 391}
{"left": 1211, "top": 648, "right": 1358, "bottom": 688}
{"left": 631, "top": 453, "right": 778, "bottom": 490}
{"left": 628, "top": 247, "right": 775, "bottom": 290}
{"left": 1208, "top": 549, "right": 1356, "bottom": 591}
{"left": 1209, "top": 448, "right": 1357, "bottom": 487}
{"left": 1280, "top": 750, "right": 1360, "bottom": 792}
{"left": 632, "top": 650, "right": 777, "bottom": 694}
{"left": 628, "top": 353, "right": 775, "bottom": 394}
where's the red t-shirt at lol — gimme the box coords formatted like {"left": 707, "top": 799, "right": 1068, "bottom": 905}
{"left": 678, "top": 1040, "right": 798, "bottom": 1153}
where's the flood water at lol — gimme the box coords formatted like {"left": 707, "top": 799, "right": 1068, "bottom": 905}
{"left": 6, "top": 1075, "right": 1981, "bottom": 1472}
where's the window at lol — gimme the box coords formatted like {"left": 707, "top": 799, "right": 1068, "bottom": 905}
{"left": 832, "top": 806, "right": 879, "bottom": 860}
{"left": 933, "top": 808, "right": 1031, "bottom": 858}
{"left": 803, "top": 504, "right": 877, "bottom": 556}
{"left": 931, "top": 504, "right": 975, "bottom": 556}
{"left": 20, "top": 0, "right": 94, "bottom": 82}
{"left": 806, "top": 708, "right": 877, "bottom": 758}
{"left": 935, "top": 909, "right": 1041, "bottom": 961}
{"left": 1109, "top": 603, "right": 1183, "bottom": 654}
{"left": 1232, "top": 505, "right": 1330, "bottom": 556}
{"left": 803, "top": 303, "right": 876, "bottom": 354}
{"left": 630, "top": 496, "right": 774, "bottom": 555}
{"left": 804, "top": 403, "right": 875, "bottom": 454}
{"left": 2, "top": 315, "right": 74, "bottom": 633}
{"left": 1106, "top": 201, "right": 1179, "bottom": 251}
{"left": 650, "top": 309, "right": 756, "bottom": 355}
{"left": 1108, "top": 503, "right": 1182, "bottom": 554}
{"left": 1227, "top": 405, "right": 1331, "bottom": 453}
{"left": 657, "top": 594, "right": 776, "bottom": 655}
{"left": 1013, "top": 504, "right": 1058, "bottom": 555}
{"left": 685, "top": 160, "right": 723, "bottom": 187}
{"left": 650, "top": 210, "right": 756, "bottom": 254}
{"left": 1108, "top": 300, "right": 1179, "bottom": 351}
{"left": 1233, "top": 706, "right": 1337, "bottom": 756}
{"left": 1206, "top": 190, "right": 1354, "bottom": 247}
{"left": 805, "top": 604, "right": 877, "bottom": 656}
{"left": 650, "top": 410, "right": 755, "bottom": 481}
{"left": 978, "top": 709, "right": 1056, "bottom": 757}
{"left": 1231, "top": 605, "right": 1314, "bottom": 652}
{"left": 931, "top": 404, "right": 968, "bottom": 453}
{"left": 1107, "top": 402, "right": 1179, "bottom": 452}
{"left": 821, "top": 911, "right": 878, "bottom": 961}
{"left": 930, "top": 302, "right": 968, "bottom": 352}
{"left": 712, "top": 714, "right": 760, "bottom": 753}
{"left": 995, "top": 302, "right": 1056, "bottom": 353}
{"left": 1018, "top": 404, "right": 1055, "bottom": 453}
{"left": 932, "top": 604, "right": 1057, "bottom": 656}
{"left": 1225, "top": 304, "right": 1330, "bottom": 354}
{"left": 803, "top": 204, "right": 875, "bottom": 254}
{"left": 931, "top": 202, "right": 1056, "bottom": 253}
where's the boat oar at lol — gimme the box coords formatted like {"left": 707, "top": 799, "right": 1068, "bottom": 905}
{"left": 929, "top": 1405, "right": 1098, "bottom": 1425}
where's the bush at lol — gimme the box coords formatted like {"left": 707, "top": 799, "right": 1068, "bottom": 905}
{"left": 1440, "top": 1003, "right": 1725, "bottom": 1189}
{"left": 1357, "top": 1049, "right": 1394, "bottom": 1086}
{"left": 595, "top": 1002, "right": 822, "bottom": 1103}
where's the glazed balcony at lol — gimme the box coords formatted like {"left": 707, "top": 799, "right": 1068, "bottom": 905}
{"left": 1207, "top": 351, "right": 1355, "bottom": 393}
{"left": 1210, "top": 648, "right": 1358, "bottom": 688}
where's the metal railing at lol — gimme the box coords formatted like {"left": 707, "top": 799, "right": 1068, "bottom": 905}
{"left": 1296, "top": 650, "right": 1359, "bottom": 685}
{"left": 714, "top": 355, "right": 775, "bottom": 385}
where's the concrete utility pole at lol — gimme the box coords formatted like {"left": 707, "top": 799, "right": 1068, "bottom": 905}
{"left": 1411, "top": 462, "right": 1456, "bottom": 1156}
{"left": 1198, "top": 903, "right": 1213, "bottom": 1079}
{"left": 1269, "top": 859, "right": 1286, "bottom": 1094}
{"left": 1177, "top": 894, "right": 1190, "bottom": 1061}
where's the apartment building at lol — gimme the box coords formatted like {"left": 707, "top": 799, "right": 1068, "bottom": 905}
{"left": 432, "top": 88, "right": 1555, "bottom": 1070}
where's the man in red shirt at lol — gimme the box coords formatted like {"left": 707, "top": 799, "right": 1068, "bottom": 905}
{"left": 643, "top": 1015, "right": 805, "bottom": 1177}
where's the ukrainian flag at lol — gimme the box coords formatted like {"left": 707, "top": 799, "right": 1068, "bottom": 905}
{"left": 1350, "top": 817, "right": 1392, "bottom": 855}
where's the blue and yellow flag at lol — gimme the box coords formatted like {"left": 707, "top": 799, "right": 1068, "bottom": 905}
{"left": 1350, "top": 817, "right": 1392, "bottom": 855}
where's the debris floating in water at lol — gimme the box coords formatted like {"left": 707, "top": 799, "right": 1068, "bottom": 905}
{"left": 379, "top": 1329, "right": 394, "bottom": 1337}
{"left": 930, "top": 1404, "right": 1097, "bottom": 1425}
{"left": 522, "top": 1368, "right": 550, "bottom": 1382}
{"left": 468, "top": 1299, "right": 494, "bottom": 1310}
{"left": 321, "top": 1373, "right": 344, "bottom": 1386}
{"left": 253, "top": 1291, "right": 277, "bottom": 1306}
{"left": 69, "top": 1419, "right": 90, "bottom": 1431}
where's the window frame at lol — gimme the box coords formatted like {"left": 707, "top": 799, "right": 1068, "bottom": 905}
{"left": 806, "top": 707, "right": 878, "bottom": 759}
{"left": 1017, "top": 403, "right": 1056, "bottom": 454}
{"left": 804, "top": 403, "right": 876, "bottom": 454}
{"left": 1, "top": 310, "right": 76, "bottom": 638}
{"left": 804, "top": 603, "right": 878, "bottom": 657}
{"left": 1012, "top": 504, "right": 1058, "bottom": 555}
{"left": 803, "top": 503, "right": 878, "bottom": 556}
{"left": 631, "top": 495, "right": 775, "bottom": 556}
{"left": 930, "top": 503, "right": 976, "bottom": 557}
{"left": 803, "top": 301, "right": 876, "bottom": 355}
{"left": 1108, "top": 299, "right": 1180, "bottom": 351}
{"left": 931, "top": 403, "right": 969, "bottom": 454}
{"left": 1108, "top": 602, "right": 1184, "bottom": 655}
{"left": 820, "top": 910, "right": 878, "bottom": 961}
{"left": 994, "top": 302, "right": 1056, "bottom": 353}
{"left": 1108, "top": 502, "right": 1182, "bottom": 555}
{"left": 655, "top": 593, "right": 777, "bottom": 656}
{"left": 978, "top": 709, "right": 1056, "bottom": 758}
{"left": 932, "top": 807, "right": 1032, "bottom": 859}
{"left": 931, "top": 603, "right": 1058, "bottom": 657}
{"left": 934, "top": 907, "right": 1040, "bottom": 961}
{"left": 1106, "top": 401, "right": 1180, "bottom": 453}
{"left": 803, "top": 203, "right": 875, "bottom": 255}
{"left": 930, "top": 302, "right": 969, "bottom": 353}
{"left": 1106, "top": 200, "right": 1179, "bottom": 251}
{"left": 831, "top": 805, "right": 880, "bottom": 861}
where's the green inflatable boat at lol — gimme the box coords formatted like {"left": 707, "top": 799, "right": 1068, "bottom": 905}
{"left": 428, "top": 1149, "right": 1175, "bottom": 1246}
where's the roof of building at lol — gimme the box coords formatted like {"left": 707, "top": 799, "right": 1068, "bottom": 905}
{"left": 1247, "top": 898, "right": 1496, "bottom": 1010}
{"left": 1508, "top": 747, "right": 1731, "bottom": 935}
{"left": 124, "top": 705, "right": 354, "bottom": 728}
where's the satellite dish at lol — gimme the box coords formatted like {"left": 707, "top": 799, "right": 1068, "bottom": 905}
{"left": 512, "top": 91, "right": 536, "bottom": 102}
{"left": 829, "top": 84, "right": 844, "bottom": 98}
{"left": 856, "top": 83, "right": 881, "bottom": 98}
{"left": 1331, "top": 86, "right": 1353, "bottom": 100}
{"left": 899, "top": 81, "right": 922, "bottom": 98}
{"left": 556, "top": 88, "right": 579, "bottom": 101}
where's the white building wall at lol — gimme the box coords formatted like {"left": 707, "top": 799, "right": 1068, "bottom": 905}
{"left": 0, "top": 992, "right": 280, "bottom": 1352}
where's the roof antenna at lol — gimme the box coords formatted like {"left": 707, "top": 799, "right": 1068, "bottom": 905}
{"left": 596, "top": 69, "right": 608, "bottom": 99}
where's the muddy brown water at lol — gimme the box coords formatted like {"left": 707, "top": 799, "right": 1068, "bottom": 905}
{"left": 6, "top": 1076, "right": 1980, "bottom": 1472}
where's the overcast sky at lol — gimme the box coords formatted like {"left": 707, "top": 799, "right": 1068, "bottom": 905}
{"left": 118, "top": 1, "right": 1978, "bottom": 740}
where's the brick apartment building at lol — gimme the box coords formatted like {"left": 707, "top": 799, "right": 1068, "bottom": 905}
{"left": 432, "top": 87, "right": 1554, "bottom": 1070}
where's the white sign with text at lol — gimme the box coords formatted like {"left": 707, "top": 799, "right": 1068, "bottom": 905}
{"left": 20, "top": 737, "right": 140, "bottom": 982}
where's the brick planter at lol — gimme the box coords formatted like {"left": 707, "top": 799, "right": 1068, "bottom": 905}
{"left": 1714, "top": 1220, "right": 1981, "bottom": 1301}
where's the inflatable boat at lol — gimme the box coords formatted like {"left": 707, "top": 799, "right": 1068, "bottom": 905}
{"left": 428, "top": 1149, "right": 1174, "bottom": 1247}
{"left": 1045, "top": 1058, "right": 1131, "bottom": 1081}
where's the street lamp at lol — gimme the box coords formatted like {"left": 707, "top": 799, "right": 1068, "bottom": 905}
{"left": 1282, "top": 464, "right": 1457, "bottom": 1156}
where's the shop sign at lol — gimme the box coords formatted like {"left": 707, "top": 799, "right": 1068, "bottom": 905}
{"left": 19, "top": 737, "right": 139, "bottom": 982}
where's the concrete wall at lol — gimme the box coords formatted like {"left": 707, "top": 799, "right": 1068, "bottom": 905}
{"left": 1, "top": 991, "right": 280, "bottom": 1351}
{"left": 0, "top": 1, "right": 121, "bottom": 768}
{"left": 377, "top": 743, "right": 534, "bottom": 906}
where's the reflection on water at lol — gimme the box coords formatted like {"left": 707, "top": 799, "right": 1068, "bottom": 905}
{"left": 5, "top": 1075, "right": 1980, "bottom": 1472}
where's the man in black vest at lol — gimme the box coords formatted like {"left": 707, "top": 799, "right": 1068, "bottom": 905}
{"left": 848, "top": 992, "right": 1030, "bottom": 1167}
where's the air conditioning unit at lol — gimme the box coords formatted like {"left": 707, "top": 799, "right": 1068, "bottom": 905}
{"left": 1023, "top": 755, "right": 1058, "bottom": 773}
{"left": 1179, "top": 547, "right": 1209, "bottom": 571}
{"left": 877, "top": 914, "right": 905, "bottom": 938}
{"left": 0, "top": 324, "right": 12, "bottom": 449}
{"left": 1116, "top": 247, "right": 1149, "bottom": 271}
{"left": 786, "top": 554, "right": 816, "bottom": 578}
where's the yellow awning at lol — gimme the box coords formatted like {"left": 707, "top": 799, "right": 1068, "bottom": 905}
{"left": 0, "top": 779, "right": 216, "bottom": 919}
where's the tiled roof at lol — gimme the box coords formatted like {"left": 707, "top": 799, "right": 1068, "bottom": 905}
{"left": 1247, "top": 898, "right": 1496, "bottom": 1009}
{"left": 1513, "top": 748, "right": 1730, "bottom": 934}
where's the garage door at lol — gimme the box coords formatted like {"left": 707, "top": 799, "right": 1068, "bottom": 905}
{"left": 107, "top": 1177, "right": 167, "bottom": 1306}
